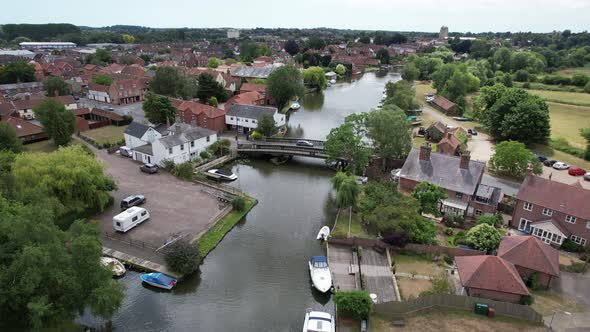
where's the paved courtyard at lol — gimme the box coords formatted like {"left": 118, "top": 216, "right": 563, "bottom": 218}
{"left": 79, "top": 97, "right": 146, "bottom": 123}
{"left": 96, "top": 150, "right": 226, "bottom": 250}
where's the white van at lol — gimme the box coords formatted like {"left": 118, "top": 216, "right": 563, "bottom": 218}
{"left": 113, "top": 207, "right": 150, "bottom": 232}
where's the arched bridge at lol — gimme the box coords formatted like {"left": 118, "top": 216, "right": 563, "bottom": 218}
{"left": 237, "top": 138, "right": 342, "bottom": 160}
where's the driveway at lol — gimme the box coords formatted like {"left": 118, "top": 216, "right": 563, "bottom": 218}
{"left": 79, "top": 97, "right": 146, "bottom": 123}
{"left": 96, "top": 150, "right": 225, "bottom": 248}
{"left": 540, "top": 166, "right": 590, "bottom": 190}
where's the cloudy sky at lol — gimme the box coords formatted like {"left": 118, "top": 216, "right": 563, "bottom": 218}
{"left": 2, "top": 0, "right": 589, "bottom": 33}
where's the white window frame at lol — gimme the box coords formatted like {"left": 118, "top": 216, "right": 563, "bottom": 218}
{"left": 566, "top": 215, "right": 577, "bottom": 224}
{"left": 571, "top": 235, "right": 587, "bottom": 246}
{"left": 518, "top": 218, "right": 531, "bottom": 232}
{"left": 586, "top": 221, "right": 590, "bottom": 229}
{"left": 542, "top": 208, "right": 553, "bottom": 217}
{"left": 168, "top": 147, "right": 173, "bottom": 154}
{"left": 523, "top": 202, "right": 533, "bottom": 211}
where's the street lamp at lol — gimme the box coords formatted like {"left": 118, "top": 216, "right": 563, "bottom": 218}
{"left": 549, "top": 309, "right": 571, "bottom": 331}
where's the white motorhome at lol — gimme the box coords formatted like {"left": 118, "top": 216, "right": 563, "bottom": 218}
{"left": 113, "top": 207, "right": 150, "bottom": 232}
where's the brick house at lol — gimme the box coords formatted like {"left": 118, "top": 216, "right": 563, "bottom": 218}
{"left": 437, "top": 127, "right": 467, "bottom": 156}
{"left": 455, "top": 255, "right": 530, "bottom": 304}
{"left": 498, "top": 236, "right": 560, "bottom": 288}
{"left": 399, "top": 144, "right": 500, "bottom": 218}
{"left": 429, "top": 95, "right": 460, "bottom": 116}
{"left": 224, "top": 91, "right": 266, "bottom": 112}
{"left": 510, "top": 170, "right": 590, "bottom": 247}
{"left": 173, "top": 100, "right": 226, "bottom": 133}
{"left": 88, "top": 79, "right": 147, "bottom": 105}
{"left": 1, "top": 116, "right": 47, "bottom": 144}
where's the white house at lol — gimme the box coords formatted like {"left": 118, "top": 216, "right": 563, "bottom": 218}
{"left": 225, "top": 104, "right": 285, "bottom": 134}
{"left": 124, "top": 122, "right": 217, "bottom": 166}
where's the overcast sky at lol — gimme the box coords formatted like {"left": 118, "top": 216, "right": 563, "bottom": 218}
{"left": 2, "top": 0, "right": 589, "bottom": 33}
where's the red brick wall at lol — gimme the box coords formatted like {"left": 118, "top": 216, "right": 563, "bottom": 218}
{"left": 514, "top": 266, "right": 553, "bottom": 288}
{"left": 470, "top": 200, "right": 498, "bottom": 215}
{"left": 466, "top": 288, "right": 523, "bottom": 304}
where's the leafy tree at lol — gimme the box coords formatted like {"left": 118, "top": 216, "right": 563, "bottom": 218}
{"left": 366, "top": 106, "right": 412, "bottom": 169}
{"left": 239, "top": 42, "right": 271, "bottom": 62}
{"left": 139, "top": 54, "right": 151, "bottom": 63}
{"left": 143, "top": 93, "right": 176, "bottom": 125}
{"left": 121, "top": 33, "right": 135, "bottom": 43}
{"left": 150, "top": 66, "right": 194, "bottom": 98}
{"left": 572, "top": 74, "right": 589, "bottom": 87}
{"left": 383, "top": 80, "right": 420, "bottom": 111}
{"left": 331, "top": 172, "right": 360, "bottom": 209}
{"left": 0, "top": 62, "right": 35, "bottom": 84}
{"left": 164, "top": 239, "right": 200, "bottom": 275}
{"left": 266, "top": 65, "right": 305, "bottom": 110}
{"left": 411, "top": 181, "right": 448, "bottom": 217}
{"left": 469, "top": 40, "right": 492, "bottom": 59}
{"left": 489, "top": 141, "right": 543, "bottom": 179}
{"left": 325, "top": 120, "right": 371, "bottom": 174}
{"left": 0, "top": 122, "right": 23, "bottom": 153}
{"left": 303, "top": 66, "right": 327, "bottom": 90}
{"left": 197, "top": 73, "right": 228, "bottom": 102}
{"left": 476, "top": 214, "right": 501, "bottom": 227}
{"left": 466, "top": 223, "right": 501, "bottom": 252}
{"left": 401, "top": 62, "right": 419, "bottom": 82}
{"left": 514, "top": 69, "right": 530, "bottom": 82}
{"left": 334, "top": 291, "right": 373, "bottom": 320}
{"left": 209, "top": 96, "right": 218, "bottom": 107}
{"left": 358, "top": 35, "right": 371, "bottom": 44}
{"left": 335, "top": 64, "right": 346, "bottom": 75}
{"left": 33, "top": 99, "right": 75, "bottom": 146}
{"left": 207, "top": 138, "right": 231, "bottom": 157}
{"left": 92, "top": 74, "right": 112, "bottom": 86}
{"left": 375, "top": 49, "right": 390, "bottom": 65}
{"left": 283, "top": 39, "right": 300, "bottom": 56}
{"left": 43, "top": 76, "right": 70, "bottom": 96}
{"left": 493, "top": 47, "right": 512, "bottom": 72}
{"left": 433, "top": 64, "right": 479, "bottom": 109}
{"left": 256, "top": 113, "right": 277, "bottom": 137}
{"left": 232, "top": 195, "right": 247, "bottom": 211}
{"left": 207, "top": 57, "right": 221, "bottom": 69}
{"left": 172, "top": 162, "right": 193, "bottom": 181}
{"left": 305, "top": 36, "right": 326, "bottom": 50}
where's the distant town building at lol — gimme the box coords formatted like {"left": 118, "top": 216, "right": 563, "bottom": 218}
{"left": 227, "top": 29, "right": 240, "bottom": 39}
{"left": 439, "top": 26, "right": 449, "bottom": 40}
{"left": 0, "top": 49, "right": 36, "bottom": 59}
{"left": 19, "top": 42, "right": 77, "bottom": 50}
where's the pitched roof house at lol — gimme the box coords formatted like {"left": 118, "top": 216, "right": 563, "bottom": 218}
{"left": 455, "top": 255, "right": 530, "bottom": 303}
{"left": 225, "top": 104, "right": 285, "bottom": 134}
{"left": 1, "top": 116, "right": 47, "bottom": 144}
{"left": 498, "top": 236, "right": 559, "bottom": 288}
{"left": 429, "top": 95, "right": 460, "bottom": 116}
{"left": 174, "top": 100, "right": 226, "bottom": 132}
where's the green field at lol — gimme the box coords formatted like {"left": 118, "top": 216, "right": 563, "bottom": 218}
{"left": 82, "top": 125, "right": 127, "bottom": 145}
{"left": 556, "top": 65, "right": 590, "bottom": 77}
{"left": 529, "top": 89, "right": 590, "bottom": 107}
{"left": 545, "top": 102, "right": 590, "bottom": 148}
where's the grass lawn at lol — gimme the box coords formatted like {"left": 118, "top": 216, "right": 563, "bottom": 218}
{"left": 332, "top": 208, "right": 372, "bottom": 239}
{"left": 24, "top": 140, "right": 84, "bottom": 153}
{"left": 529, "top": 90, "right": 590, "bottom": 107}
{"left": 396, "top": 277, "right": 432, "bottom": 300}
{"left": 82, "top": 125, "right": 127, "bottom": 145}
{"left": 556, "top": 65, "right": 590, "bottom": 77}
{"left": 197, "top": 196, "right": 257, "bottom": 260}
{"left": 371, "top": 308, "right": 545, "bottom": 332}
{"left": 531, "top": 144, "right": 590, "bottom": 170}
{"left": 544, "top": 102, "right": 590, "bottom": 148}
{"left": 393, "top": 253, "right": 445, "bottom": 277}
{"left": 531, "top": 290, "right": 584, "bottom": 316}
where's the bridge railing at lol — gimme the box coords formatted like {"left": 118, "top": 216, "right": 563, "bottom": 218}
{"left": 261, "top": 137, "right": 326, "bottom": 145}
{"left": 238, "top": 143, "right": 325, "bottom": 152}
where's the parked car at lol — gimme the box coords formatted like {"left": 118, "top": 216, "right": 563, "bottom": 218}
{"left": 120, "top": 194, "right": 146, "bottom": 209}
{"left": 535, "top": 154, "right": 547, "bottom": 162}
{"left": 140, "top": 163, "right": 158, "bottom": 174}
{"left": 553, "top": 162, "right": 570, "bottom": 170}
{"left": 584, "top": 172, "right": 590, "bottom": 181}
{"left": 543, "top": 159, "right": 557, "bottom": 167}
{"left": 119, "top": 146, "right": 133, "bottom": 158}
{"left": 417, "top": 127, "right": 426, "bottom": 137}
{"left": 568, "top": 167, "right": 587, "bottom": 176}
{"left": 296, "top": 140, "right": 314, "bottom": 147}
{"left": 467, "top": 128, "right": 478, "bottom": 136}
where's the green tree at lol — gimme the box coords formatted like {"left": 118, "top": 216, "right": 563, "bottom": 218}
{"left": 335, "top": 64, "right": 347, "bottom": 75}
{"left": 121, "top": 33, "right": 135, "bottom": 43}
{"left": 209, "top": 96, "right": 218, "bottom": 107}
{"left": 256, "top": 113, "right": 278, "bottom": 137}
{"left": 43, "top": 76, "right": 70, "bottom": 96}
{"left": 366, "top": 106, "right": 412, "bottom": 169}
{"left": 383, "top": 80, "right": 420, "bottom": 111}
{"left": 305, "top": 36, "right": 326, "bottom": 50}
{"left": 165, "top": 239, "right": 200, "bottom": 275}
{"left": 92, "top": 74, "right": 112, "bottom": 86}
{"left": 0, "top": 62, "right": 35, "bottom": 84}
{"left": 143, "top": 93, "right": 176, "bottom": 125}
{"left": 284, "top": 40, "right": 300, "bottom": 56}
{"left": 331, "top": 172, "right": 360, "bottom": 209}
{"left": 476, "top": 214, "right": 501, "bottom": 227}
{"left": 207, "top": 57, "right": 221, "bottom": 69}
{"left": 376, "top": 49, "right": 390, "bottom": 65}
{"left": 401, "top": 62, "right": 419, "bottom": 82}
{"left": 334, "top": 291, "right": 373, "bottom": 320}
{"left": 489, "top": 141, "right": 543, "bottom": 179}
{"left": 0, "top": 122, "right": 23, "bottom": 153}
{"left": 232, "top": 194, "right": 247, "bottom": 211}
{"left": 150, "top": 66, "right": 184, "bottom": 97}
{"left": 572, "top": 74, "right": 589, "bottom": 87}
{"left": 303, "top": 66, "right": 327, "bottom": 90}
{"left": 411, "top": 181, "right": 448, "bottom": 217}
{"left": 493, "top": 47, "right": 512, "bottom": 72}
{"left": 466, "top": 223, "right": 502, "bottom": 252}
{"left": 266, "top": 65, "right": 305, "bottom": 110}
{"left": 325, "top": 120, "right": 371, "bottom": 174}
{"left": 196, "top": 73, "right": 228, "bottom": 102}
{"left": 33, "top": 98, "right": 75, "bottom": 146}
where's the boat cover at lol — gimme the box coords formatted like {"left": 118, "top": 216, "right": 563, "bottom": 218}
{"left": 311, "top": 256, "right": 328, "bottom": 268}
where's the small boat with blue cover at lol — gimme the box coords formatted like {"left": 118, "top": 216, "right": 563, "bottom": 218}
{"left": 140, "top": 272, "right": 177, "bottom": 290}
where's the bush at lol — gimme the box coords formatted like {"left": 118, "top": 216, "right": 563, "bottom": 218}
{"left": 561, "top": 239, "right": 585, "bottom": 253}
{"left": 476, "top": 214, "right": 500, "bottom": 227}
{"left": 443, "top": 254, "right": 454, "bottom": 265}
{"left": 173, "top": 161, "right": 194, "bottom": 181}
{"left": 162, "top": 159, "right": 175, "bottom": 172}
{"left": 443, "top": 214, "right": 464, "bottom": 228}
{"left": 199, "top": 150, "right": 212, "bottom": 160}
{"left": 444, "top": 228, "right": 454, "bottom": 236}
{"left": 571, "top": 74, "right": 589, "bottom": 87}
{"left": 520, "top": 295, "right": 534, "bottom": 305}
{"left": 334, "top": 291, "right": 373, "bottom": 320}
{"left": 514, "top": 70, "right": 530, "bottom": 82}
{"left": 164, "top": 239, "right": 200, "bottom": 275}
{"left": 561, "top": 262, "right": 587, "bottom": 273}
{"left": 231, "top": 195, "right": 247, "bottom": 211}
{"left": 522, "top": 82, "right": 531, "bottom": 89}
{"left": 250, "top": 130, "right": 262, "bottom": 140}
{"left": 466, "top": 224, "right": 501, "bottom": 252}
{"left": 122, "top": 114, "right": 133, "bottom": 124}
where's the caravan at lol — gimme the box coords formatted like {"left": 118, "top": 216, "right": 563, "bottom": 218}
{"left": 113, "top": 207, "right": 150, "bottom": 232}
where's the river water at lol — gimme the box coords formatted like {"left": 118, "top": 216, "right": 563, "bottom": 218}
{"left": 80, "top": 70, "right": 399, "bottom": 332}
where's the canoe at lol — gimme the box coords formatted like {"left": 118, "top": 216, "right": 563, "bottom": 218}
{"left": 316, "top": 226, "right": 330, "bottom": 241}
{"left": 140, "top": 272, "right": 177, "bottom": 290}
{"left": 101, "top": 257, "right": 126, "bottom": 277}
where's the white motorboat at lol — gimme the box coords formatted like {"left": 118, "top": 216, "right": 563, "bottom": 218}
{"left": 309, "top": 256, "right": 332, "bottom": 293}
{"left": 101, "top": 257, "right": 126, "bottom": 277}
{"left": 329, "top": 79, "right": 336, "bottom": 84}
{"left": 316, "top": 226, "right": 330, "bottom": 241}
{"left": 207, "top": 168, "right": 238, "bottom": 181}
{"left": 291, "top": 101, "right": 301, "bottom": 110}
{"left": 302, "top": 309, "right": 335, "bottom": 332}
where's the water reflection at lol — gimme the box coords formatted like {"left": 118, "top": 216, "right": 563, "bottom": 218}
{"left": 301, "top": 91, "right": 325, "bottom": 111}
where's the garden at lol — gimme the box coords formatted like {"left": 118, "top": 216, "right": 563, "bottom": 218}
{"left": 79, "top": 125, "right": 127, "bottom": 149}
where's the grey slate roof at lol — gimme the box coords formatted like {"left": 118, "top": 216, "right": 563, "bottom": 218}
{"left": 230, "top": 65, "right": 277, "bottom": 78}
{"left": 133, "top": 143, "right": 153, "bottom": 156}
{"left": 124, "top": 121, "right": 149, "bottom": 139}
{"left": 227, "top": 104, "right": 277, "bottom": 120}
{"left": 158, "top": 125, "right": 216, "bottom": 148}
{"left": 400, "top": 148, "right": 485, "bottom": 195}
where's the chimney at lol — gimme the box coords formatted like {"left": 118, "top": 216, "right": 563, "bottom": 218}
{"left": 419, "top": 143, "right": 432, "bottom": 161}
{"left": 460, "top": 151, "right": 471, "bottom": 169}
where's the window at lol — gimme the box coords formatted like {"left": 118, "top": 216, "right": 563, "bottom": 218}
{"left": 252, "top": 120, "right": 256, "bottom": 124}
{"left": 475, "top": 209, "right": 483, "bottom": 216}
{"left": 230, "top": 117, "right": 234, "bottom": 120}
{"left": 518, "top": 218, "right": 531, "bottom": 232}
{"left": 571, "top": 235, "right": 587, "bottom": 246}
{"left": 191, "top": 141, "right": 195, "bottom": 147}
{"left": 180, "top": 144, "right": 184, "bottom": 151}
{"left": 542, "top": 208, "right": 553, "bottom": 216}
{"left": 523, "top": 202, "right": 533, "bottom": 211}
{"left": 587, "top": 221, "right": 590, "bottom": 229}
{"left": 116, "top": 222, "right": 121, "bottom": 227}
{"left": 206, "top": 136, "right": 210, "bottom": 142}
{"left": 132, "top": 216, "right": 138, "bottom": 222}
{"left": 141, "top": 211, "right": 147, "bottom": 216}
{"left": 169, "top": 148, "right": 173, "bottom": 154}
{"left": 245, "top": 119, "right": 249, "bottom": 122}
{"left": 455, "top": 192, "right": 463, "bottom": 199}
{"left": 566, "top": 215, "right": 577, "bottom": 224}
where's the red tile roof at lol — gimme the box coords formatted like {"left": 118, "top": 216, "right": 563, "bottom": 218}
{"left": 176, "top": 100, "right": 225, "bottom": 119}
{"left": 432, "top": 95, "right": 457, "bottom": 112}
{"left": 88, "top": 83, "right": 109, "bottom": 93}
{"left": 455, "top": 255, "right": 530, "bottom": 296}
{"left": 498, "top": 236, "right": 560, "bottom": 277}
{"left": 3, "top": 116, "right": 44, "bottom": 137}
{"left": 517, "top": 175, "right": 590, "bottom": 220}
{"left": 240, "top": 83, "right": 266, "bottom": 94}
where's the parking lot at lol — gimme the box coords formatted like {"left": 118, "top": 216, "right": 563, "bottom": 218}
{"left": 540, "top": 165, "right": 590, "bottom": 190}
{"left": 96, "top": 149, "right": 226, "bottom": 249}
{"left": 79, "top": 97, "right": 146, "bottom": 123}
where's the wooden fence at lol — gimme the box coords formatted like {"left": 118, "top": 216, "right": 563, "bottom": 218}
{"left": 374, "top": 294, "right": 543, "bottom": 323}
{"left": 328, "top": 237, "right": 484, "bottom": 257}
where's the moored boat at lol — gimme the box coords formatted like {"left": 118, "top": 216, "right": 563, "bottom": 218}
{"left": 302, "top": 309, "right": 335, "bottom": 332}
{"left": 316, "top": 226, "right": 330, "bottom": 241}
{"left": 308, "top": 256, "right": 332, "bottom": 293}
{"left": 140, "top": 272, "right": 177, "bottom": 290}
{"left": 291, "top": 101, "right": 301, "bottom": 110}
{"left": 101, "top": 257, "right": 126, "bottom": 277}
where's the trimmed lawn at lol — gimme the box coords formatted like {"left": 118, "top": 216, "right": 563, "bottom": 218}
{"left": 531, "top": 144, "right": 590, "bottom": 170}
{"left": 396, "top": 277, "right": 431, "bottom": 300}
{"left": 393, "top": 253, "right": 445, "bottom": 277}
{"left": 545, "top": 102, "right": 590, "bottom": 148}
{"left": 529, "top": 90, "right": 590, "bottom": 107}
{"left": 332, "top": 208, "right": 372, "bottom": 239}
{"left": 371, "top": 308, "right": 545, "bottom": 332}
{"left": 83, "top": 125, "right": 127, "bottom": 145}
{"left": 25, "top": 140, "right": 84, "bottom": 153}
{"left": 531, "top": 290, "right": 584, "bottom": 316}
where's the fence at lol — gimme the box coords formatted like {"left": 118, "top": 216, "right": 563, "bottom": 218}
{"left": 374, "top": 294, "right": 543, "bottom": 323}
{"left": 328, "top": 237, "right": 484, "bottom": 257}
{"left": 104, "top": 231, "right": 160, "bottom": 252}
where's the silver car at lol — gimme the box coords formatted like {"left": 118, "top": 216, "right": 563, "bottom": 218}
{"left": 584, "top": 172, "right": 590, "bottom": 181}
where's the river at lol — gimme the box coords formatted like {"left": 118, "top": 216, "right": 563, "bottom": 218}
{"left": 79, "top": 70, "right": 400, "bottom": 332}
